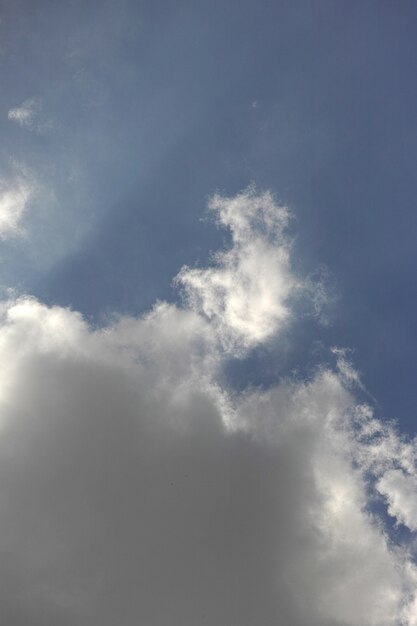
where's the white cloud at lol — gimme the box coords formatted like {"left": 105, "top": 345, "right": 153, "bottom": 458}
{"left": 377, "top": 470, "right": 417, "bottom": 531}
{"left": 0, "top": 190, "right": 416, "bottom": 624}
{"left": 177, "top": 188, "right": 300, "bottom": 354}
{"left": 0, "top": 174, "right": 33, "bottom": 239}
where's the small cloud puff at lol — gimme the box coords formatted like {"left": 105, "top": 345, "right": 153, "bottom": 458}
{"left": 8, "top": 98, "right": 39, "bottom": 127}
{"left": 8, "top": 98, "right": 51, "bottom": 133}
{"left": 177, "top": 187, "right": 300, "bottom": 354}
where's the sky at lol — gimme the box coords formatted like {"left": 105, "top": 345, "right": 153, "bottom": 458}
{"left": 1, "top": 1, "right": 417, "bottom": 624}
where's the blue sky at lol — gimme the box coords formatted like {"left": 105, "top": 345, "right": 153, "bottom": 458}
{"left": 1, "top": 2, "right": 417, "bottom": 624}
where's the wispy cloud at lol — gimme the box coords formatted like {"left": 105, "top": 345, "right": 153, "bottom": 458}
{"left": 8, "top": 98, "right": 39, "bottom": 127}
{"left": 0, "top": 191, "right": 416, "bottom": 624}
{"left": 7, "top": 98, "right": 51, "bottom": 133}
{"left": 0, "top": 173, "right": 33, "bottom": 239}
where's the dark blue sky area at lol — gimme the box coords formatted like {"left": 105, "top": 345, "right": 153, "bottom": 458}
{"left": 1, "top": 1, "right": 417, "bottom": 430}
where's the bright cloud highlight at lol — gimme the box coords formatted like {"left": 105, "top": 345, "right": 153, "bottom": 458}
{"left": 177, "top": 188, "right": 299, "bottom": 354}
{"left": 377, "top": 470, "right": 417, "bottom": 532}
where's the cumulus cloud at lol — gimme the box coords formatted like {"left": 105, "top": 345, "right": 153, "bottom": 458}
{"left": 0, "top": 173, "right": 33, "bottom": 239}
{"left": 0, "top": 190, "right": 416, "bottom": 625}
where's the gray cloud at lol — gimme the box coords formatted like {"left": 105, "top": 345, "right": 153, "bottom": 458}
{"left": 0, "top": 192, "right": 416, "bottom": 625}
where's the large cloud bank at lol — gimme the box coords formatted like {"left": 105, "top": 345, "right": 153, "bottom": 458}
{"left": 0, "top": 189, "right": 417, "bottom": 625}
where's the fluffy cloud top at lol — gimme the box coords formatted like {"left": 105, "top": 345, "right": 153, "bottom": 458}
{"left": 0, "top": 191, "right": 416, "bottom": 625}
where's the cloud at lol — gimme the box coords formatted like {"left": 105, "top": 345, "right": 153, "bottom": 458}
{"left": 177, "top": 188, "right": 300, "bottom": 354}
{"left": 0, "top": 190, "right": 416, "bottom": 624}
{"left": 8, "top": 99, "right": 39, "bottom": 128}
{"left": 0, "top": 174, "right": 33, "bottom": 239}
{"left": 8, "top": 98, "right": 51, "bottom": 133}
{"left": 377, "top": 470, "right": 417, "bottom": 531}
